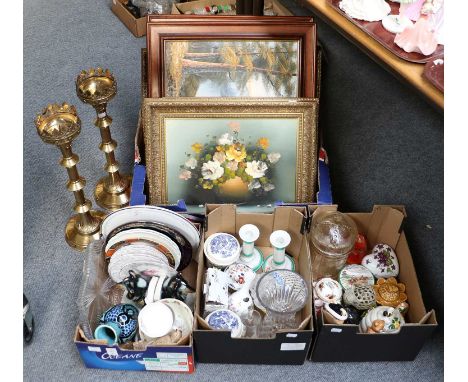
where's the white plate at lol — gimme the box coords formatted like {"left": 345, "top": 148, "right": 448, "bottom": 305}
{"left": 101, "top": 206, "right": 200, "bottom": 253}
{"left": 105, "top": 228, "right": 181, "bottom": 269}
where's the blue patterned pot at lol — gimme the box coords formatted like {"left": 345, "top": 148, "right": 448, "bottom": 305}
{"left": 95, "top": 304, "right": 139, "bottom": 344}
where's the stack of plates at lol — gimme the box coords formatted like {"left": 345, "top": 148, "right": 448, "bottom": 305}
{"left": 101, "top": 206, "right": 200, "bottom": 283}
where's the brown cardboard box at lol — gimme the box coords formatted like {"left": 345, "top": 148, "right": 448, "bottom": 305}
{"left": 172, "top": 0, "right": 292, "bottom": 16}
{"left": 111, "top": 0, "right": 293, "bottom": 38}
{"left": 193, "top": 204, "right": 314, "bottom": 364}
{"left": 111, "top": 0, "right": 147, "bottom": 37}
{"left": 308, "top": 205, "right": 438, "bottom": 362}
{"left": 74, "top": 237, "right": 201, "bottom": 372}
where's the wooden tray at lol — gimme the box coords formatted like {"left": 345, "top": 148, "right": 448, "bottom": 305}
{"left": 423, "top": 56, "right": 444, "bottom": 92}
{"left": 327, "top": 0, "right": 444, "bottom": 64}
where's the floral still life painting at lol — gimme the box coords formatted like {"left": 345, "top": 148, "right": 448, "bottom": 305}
{"left": 164, "top": 40, "right": 300, "bottom": 97}
{"left": 165, "top": 119, "right": 299, "bottom": 206}
{"left": 142, "top": 98, "right": 318, "bottom": 207}
{"left": 178, "top": 121, "right": 283, "bottom": 203}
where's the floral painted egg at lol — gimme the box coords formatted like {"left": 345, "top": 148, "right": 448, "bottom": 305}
{"left": 361, "top": 244, "right": 399, "bottom": 278}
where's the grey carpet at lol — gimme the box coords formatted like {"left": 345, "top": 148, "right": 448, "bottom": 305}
{"left": 23, "top": 0, "right": 443, "bottom": 380}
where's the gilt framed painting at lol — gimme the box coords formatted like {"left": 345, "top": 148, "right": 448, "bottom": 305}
{"left": 142, "top": 98, "right": 318, "bottom": 207}
{"left": 146, "top": 17, "right": 317, "bottom": 98}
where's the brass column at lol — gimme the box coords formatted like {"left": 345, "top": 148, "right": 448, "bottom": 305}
{"left": 35, "top": 103, "right": 106, "bottom": 251}
{"left": 76, "top": 68, "right": 132, "bottom": 211}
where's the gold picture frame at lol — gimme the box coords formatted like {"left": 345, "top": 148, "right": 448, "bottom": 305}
{"left": 142, "top": 98, "right": 318, "bottom": 206}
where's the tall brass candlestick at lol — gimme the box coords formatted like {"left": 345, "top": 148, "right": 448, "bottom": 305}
{"left": 75, "top": 68, "right": 132, "bottom": 211}
{"left": 35, "top": 103, "right": 106, "bottom": 251}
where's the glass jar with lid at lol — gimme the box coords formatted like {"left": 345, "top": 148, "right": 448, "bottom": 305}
{"left": 310, "top": 211, "right": 358, "bottom": 280}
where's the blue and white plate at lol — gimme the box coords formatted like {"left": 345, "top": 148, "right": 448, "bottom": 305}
{"left": 205, "top": 309, "right": 244, "bottom": 338}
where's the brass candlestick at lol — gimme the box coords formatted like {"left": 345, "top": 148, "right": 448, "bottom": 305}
{"left": 35, "top": 103, "right": 106, "bottom": 251}
{"left": 75, "top": 68, "right": 132, "bottom": 211}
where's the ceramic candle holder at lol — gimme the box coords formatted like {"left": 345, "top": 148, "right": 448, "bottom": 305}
{"left": 238, "top": 224, "right": 263, "bottom": 271}
{"left": 263, "top": 230, "right": 295, "bottom": 272}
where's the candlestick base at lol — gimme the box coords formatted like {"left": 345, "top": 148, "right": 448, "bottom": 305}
{"left": 94, "top": 174, "right": 132, "bottom": 211}
{"left": 65, "top": 210, "right": 106, "bottom": 251}
{"left": 239, "top": 247, "right": 264, "bottom": 272}
{"left": 262, "top": 254, "right": 295, "bottom": 272}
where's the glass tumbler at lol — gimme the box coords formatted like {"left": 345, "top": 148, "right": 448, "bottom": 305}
{"left": 310, "top": 211, "right": 357, "bottom": 280}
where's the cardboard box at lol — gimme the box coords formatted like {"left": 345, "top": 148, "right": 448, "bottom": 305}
{"left": 172, "top": 0, "right": 293, "bottom": 16}
{"left": 111, "top": 0, "right": 147, "bottom": 37}
{"left": 308, "top": 205, "right": 438, "bottom": 362}
{"left": 193, "top": 204, "right": 314, "bottom": 364}
{"left": 112, "top": 0, "right": 293, "bottom": 38}
{"left": 74, "top": 239, "right": 201, "bottom": 372}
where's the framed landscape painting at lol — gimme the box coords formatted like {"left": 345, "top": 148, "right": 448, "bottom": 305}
{"left": 142, "top": 98, "right": 318, "bottom": 207}
{"left": 146, "top": 17, "right": 317, "bottom": 98}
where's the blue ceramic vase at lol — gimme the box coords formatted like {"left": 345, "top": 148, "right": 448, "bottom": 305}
{"left": 94, "top": 304, "right": 139, "bottom": 345}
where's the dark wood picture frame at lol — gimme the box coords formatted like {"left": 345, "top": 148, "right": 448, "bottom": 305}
{"left": 146, "top": 16, "right": 317, "bottom": 98}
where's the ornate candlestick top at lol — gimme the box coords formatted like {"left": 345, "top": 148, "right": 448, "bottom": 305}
{"left": 35, "top": 103, "right": 81, "bottom": 145}
{"left": 76, "top": 67, "right": 116, "bottom": 106}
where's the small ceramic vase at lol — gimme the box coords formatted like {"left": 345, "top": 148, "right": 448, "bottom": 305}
{"left": 323, "top": 303, "right": 348, "bottom": 324}
{"left": 314, "top": 278, "right": 343, "bottom": 304}
{"left": 228, "top": 268, "right": 256, "bottom": 318}
{"left": 339, "top": 264, "right": 374, "bottom": 290}
{"left": 204, "top": 233, "right": 241, "bottom": 268}
{"left": 374, "top": 277, "right": 407, "bottom": 307}
{"left": 362, "top": 244, "right": 399, "bottom": 278}
{"left": 359, "top": 306, "right": 405, "bottom": 334}
{"left": 94, "top": 303, "right": 139, "bottom": 345}
{"left": 206, "top": 309, "right": 245, "bottom": 338}
{"left": 263, "top": 230, "right": 295, "bottom": 271}
{"left": 343, "top": 284, "right": 376, "bottom": 310}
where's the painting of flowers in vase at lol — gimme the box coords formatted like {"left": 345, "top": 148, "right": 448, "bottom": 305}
{"left": 165, "top": 119, "right": 299, "bottom": 206}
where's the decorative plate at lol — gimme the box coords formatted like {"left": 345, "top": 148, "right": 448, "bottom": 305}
{"left": 101, "top": 205, "right": 200, "bottom": 255}
{"left": 107, "top": 221, "right": 193, "bottom": 271}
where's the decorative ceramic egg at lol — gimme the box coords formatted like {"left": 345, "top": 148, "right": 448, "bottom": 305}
{"left": 362, "top": 244, "right": 399, "bottom": 278}
{"left": 359, "top": 306, "right": 405, "bottom": 334}
{"left": 343, "top": 284, "right": 376, "bottom": 310}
